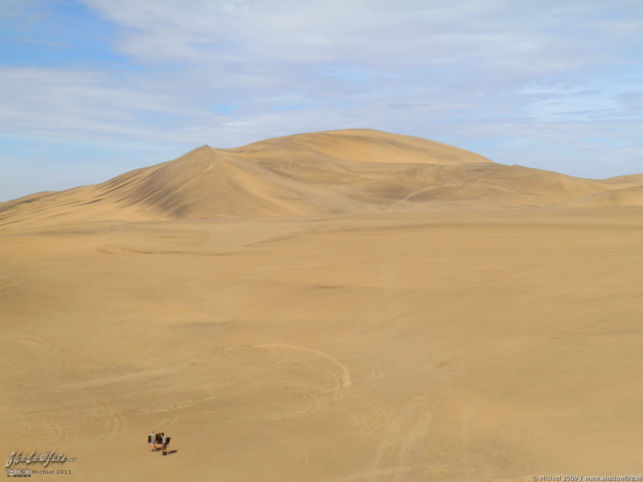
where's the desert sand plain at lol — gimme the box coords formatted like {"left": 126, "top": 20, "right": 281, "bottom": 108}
{"left": 1, "top": 130, "right": 642, "bottom": 481}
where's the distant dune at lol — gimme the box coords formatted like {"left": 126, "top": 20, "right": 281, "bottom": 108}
{"left": 559, "top": 185, "right": 643, "bottom": 207}
{"left": 1, "top": 129, "right": 642, "bottom": 227}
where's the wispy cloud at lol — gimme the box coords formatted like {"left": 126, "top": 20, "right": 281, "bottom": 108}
{"left": 0, "top": 67, "right": 209, "bottom": 140}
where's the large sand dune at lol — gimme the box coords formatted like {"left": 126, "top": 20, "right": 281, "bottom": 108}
{"left": 1, "top": 130, "right": 642, "bottom": 481}
{"left": 2, "top": 129, "right": 642, "bottom": 228}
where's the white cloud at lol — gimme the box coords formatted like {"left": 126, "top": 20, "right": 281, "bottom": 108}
{"left": 0, "top": 67, "right": 210, "bottom": 142}
{"left": 81, "top": 0, "right": 643, "bottom": 74}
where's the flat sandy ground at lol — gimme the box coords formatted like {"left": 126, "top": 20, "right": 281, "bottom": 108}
{"left": 1, "top": 208, "right": 641, "bottom": 481}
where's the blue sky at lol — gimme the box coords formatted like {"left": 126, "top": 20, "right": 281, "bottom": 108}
{"left": 1, "top": 0, "right": 642, "bottom": 201}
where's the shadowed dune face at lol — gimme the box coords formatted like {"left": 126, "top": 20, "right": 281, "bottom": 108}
{"left": 1, "top": 129, "right": 642, "bottom": 227}
{"left": 1, "top": 130, "right": 642, "bottom": 481}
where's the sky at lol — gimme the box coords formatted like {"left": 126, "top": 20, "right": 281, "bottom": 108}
{"left": 1, "top": 0, "right": 643, "bottom": 201}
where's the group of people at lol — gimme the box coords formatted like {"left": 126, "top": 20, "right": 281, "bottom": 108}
{"left": 149, "top": 430, "right": 169, "bottom": 455}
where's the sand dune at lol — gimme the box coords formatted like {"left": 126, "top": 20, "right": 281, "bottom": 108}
{"left": 559, "top": 185, "right": 643, "bottom": 207}
{"left": 1, "top": 130, "right": 642, "bottom": 481}
{"left": 2, "top": 129, "right": 640, "bottom": 228}
{"left": 234, "top": 129, "right": 493, "bottom": 165}
{"left": 605, "top": 173, "right": 643, "bottom": 186}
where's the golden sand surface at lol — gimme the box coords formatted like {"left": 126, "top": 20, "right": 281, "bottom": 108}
{"left": 1, "top": 130, "right": 641, "bottom": 481}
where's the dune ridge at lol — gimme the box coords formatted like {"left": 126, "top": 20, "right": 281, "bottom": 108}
{"left": 1, "top": 129, "right": 642, "bottom": 227}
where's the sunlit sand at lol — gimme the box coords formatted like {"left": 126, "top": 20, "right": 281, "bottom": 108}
{"left": 1, "top": 130, "right": 641, "bottom": 480}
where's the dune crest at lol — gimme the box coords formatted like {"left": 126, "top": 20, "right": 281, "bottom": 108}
{"left": 1, "top": 129, "right": 641, "bottom": 227}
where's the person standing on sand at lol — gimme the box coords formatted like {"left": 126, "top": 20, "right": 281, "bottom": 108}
{"left": 161, "top": 433, "right": 168, "bottom": 455}
{"left": 149, "top": 430, "right": 156, "bottom": 451}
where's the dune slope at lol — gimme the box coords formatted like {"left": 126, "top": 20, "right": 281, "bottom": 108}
{"left": 2, "top": 129, "right": 642, "bottom": 228}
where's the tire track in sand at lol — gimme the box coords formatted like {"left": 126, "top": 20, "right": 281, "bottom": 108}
{"left": 253, "top": 344, "right": 352, "bottom": 390}
{"left": 368, "top": 396, "right": 432, "bottom": 482}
